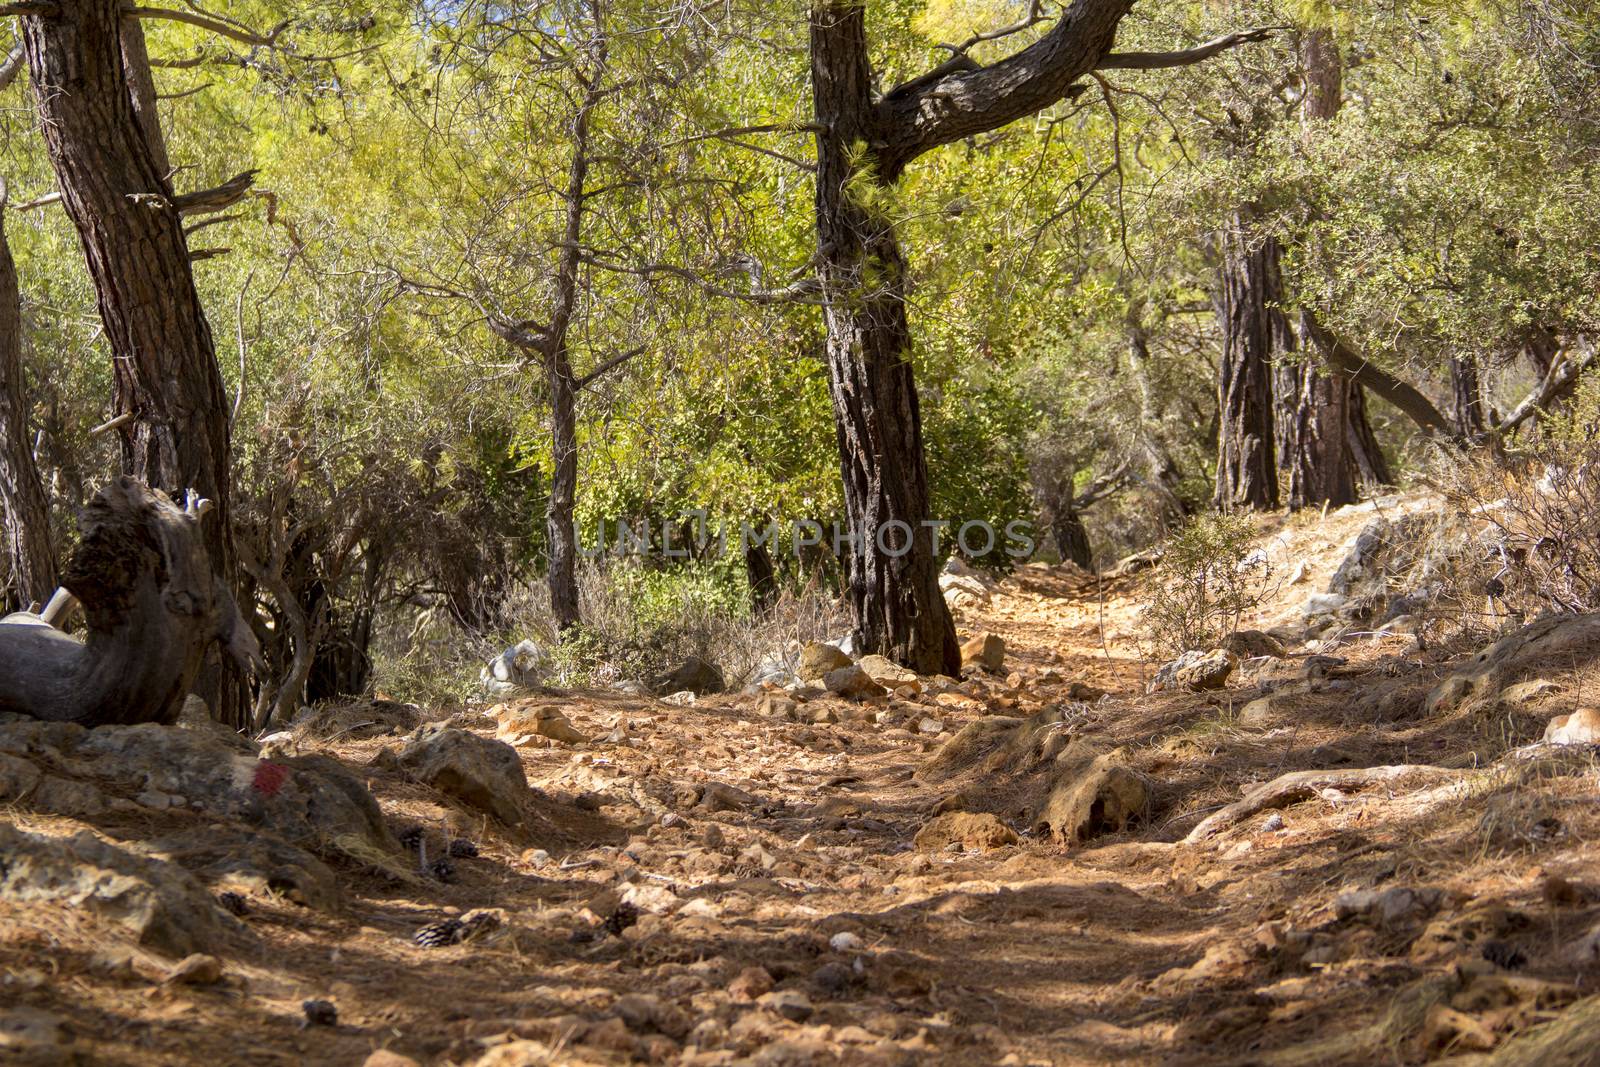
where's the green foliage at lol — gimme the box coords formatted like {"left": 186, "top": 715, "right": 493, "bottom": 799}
{"left": 1141, "top": 513, "right": 1274, "bottom": 658}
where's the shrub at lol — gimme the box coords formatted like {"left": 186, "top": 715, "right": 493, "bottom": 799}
{"left": 1437, "top": 384, "right": 1600, "bottom": 618}
{"left": 1140, "top": 512, "right": 1274, "bottom": 658}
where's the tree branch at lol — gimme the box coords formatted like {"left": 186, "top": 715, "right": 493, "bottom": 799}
{"left": 579, "top": 254, "right": 825, "bottom": 305}
{"left": 873, "top": 0, "right": 1134, "bottom": 179}
{"left": 1301, "top": 314, "right": 1457, "bottom": 441}
{"left": 575, "top": 345, "right": 646, "bottom": 391}
{"left": 171, "top": 169, "right": 256, "bottom": 215}
{"left": 0, "top": 45, "right": 24, "bottom": 93}
{"left": 1096, "top": 27, "right": 1278, "bottom": 71}
{"left": 1495, "top": 345, "right": 1598, "bottom": 436}
{"left": 123, "top": 5, "right": 287, "bottom": 48}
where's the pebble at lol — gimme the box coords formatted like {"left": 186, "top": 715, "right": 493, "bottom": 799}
{"left": 829, "top": 931, "right": 865, "bottom": 952}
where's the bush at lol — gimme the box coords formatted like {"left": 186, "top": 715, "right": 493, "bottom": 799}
{"left": 1140, "top": 513, "right": 1274, "bottom": 658}
{"left": 1438, "top": 381, "right": 1600, "bottom": 618}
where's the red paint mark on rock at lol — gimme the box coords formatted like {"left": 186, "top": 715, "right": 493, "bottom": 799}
{"left": 252, "top": 761, "right": 289, "bottom": 798}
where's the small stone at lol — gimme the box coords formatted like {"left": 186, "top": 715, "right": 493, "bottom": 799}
{"left": 916, "top": 717, "right": 946, "bottom": 735}
{"left": 759, "top": 990, "right": 814, "bottom": 1022}
{"left": 1545, "top": 707, "right": 1600, "bottom": 746}
{"left": 301, "top": 999, "right": 338, "bottom": 1027}
{"left": 914, "top": 811, "right": 1019, "bottom": 852}
{"left": 858, "top": 654, "right": 919, "bottom": 692}
{"left": 823, "top": 664, "right": 888, "bottom": 700}
{"left": 812, "top": 961, "right": 854, "bottom": 995}
{"left": 728, "top": 966, "right": 774, "bottom": 1001}
{"left": 799, "top": 642, "right": 853, "bottom": 681}
{"left": 1238, "top": 696, "right": 1277, "bottom": 729}
{"left": 363, "top": 1052, "right": 421, "bottom": 1067}
{"left": 829, "top": 931, "right": 865, "bottom": 952}
{"left": 163, "top": 953, "right": 223, "bottom": 986}
{"left": 1260, "top": 812, "right": 1284, "bottom": 832}
{"left": 960, "top": 633, "right": 1006, "bottom": 672}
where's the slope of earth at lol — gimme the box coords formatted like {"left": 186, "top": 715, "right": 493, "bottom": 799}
{"left": 5, "top": 493, "right": 1600, "bottom": 1066}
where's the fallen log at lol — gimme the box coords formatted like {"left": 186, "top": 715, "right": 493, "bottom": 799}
{"left": 1183, "top": 764, "right": 1461, "bottom": 844}
{"left": 0, "top": 477, "right": 259, "bottom": 725}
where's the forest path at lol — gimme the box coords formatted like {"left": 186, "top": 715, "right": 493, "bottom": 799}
{"left": 7, "top": 501, "right": 1600, "bottom": 1065}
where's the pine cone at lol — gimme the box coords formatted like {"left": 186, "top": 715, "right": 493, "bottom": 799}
{"left": 603, "top": 902, "right": 640, "bottom": 938}
{"left": 413, "top": 918, "right": 465, "bottom": 948}
{"left": 398, "top": 826, "right": 425, "bottom": 852}
{"left": 447, "top": 838, "right": 479, "bottom": 859}
{"left": 429, "top": 858, "right": 456, "bottom": 883}
{"left": 217, "top": 891, "right": 249, "bottom": 916}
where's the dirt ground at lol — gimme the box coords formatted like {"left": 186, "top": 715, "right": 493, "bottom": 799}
{"left": 6, "top": 495, "right": 1600, "bottom": 1066}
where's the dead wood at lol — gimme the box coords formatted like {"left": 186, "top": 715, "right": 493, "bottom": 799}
{"left": 0, "top": 477, "right": 258, "bottom": 725}
{"left": 1184, "top": 764, "right": 1461, "bottom": 843}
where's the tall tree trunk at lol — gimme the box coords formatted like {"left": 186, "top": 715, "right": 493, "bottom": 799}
{"left": 546, "top": 339, "right": 580, "bottom": 630}
{"left": 811, "top": 3, "right": 959, "bottom": 675}
{"left": 22, "top": 0, "right": 242, "bottom": 720}
{"left": 0, "top": 208, "right": 55, "bottom": 610}
{"left": 1052, "top": 505, "right": 1094, "bottom": 570}
{"left": 1275, "top": 358, "right": 1359, "bottom": 508}
{"left": 744, "top": 532, "right": 778, "bottom": 616}
{"left": 1450, "top": 356, "right": 1486, "bottom": 440}
{"left": 1213, "top": 217, "right": 1284, "bottom": 511}
{"left": 1271, "top": 28, "right": 1387, "bottom": 510}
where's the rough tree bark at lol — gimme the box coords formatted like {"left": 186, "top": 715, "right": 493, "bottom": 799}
{"left": 1449, "top": 355, "right": 1487, "bottom": 440}
{"left": 1257, "top": 28, "right": 1390, "bottom": 510}
{"left": 1125, "top": 324, "right": 1190, "bottom": 518}
{"left": 0, "top": 204, "right": 55, "bottom": 610}
{"left": 22, "top": 0, "right": 244, "bottom": 719}
{"left": 809, "top": 0, "right": 1144, "bottom": 672}
{"left": 0, "top": 479, "right": 258, "bottom": 725}
{"left": 1213, "top": 216, "right": 1284, "bottom": 511}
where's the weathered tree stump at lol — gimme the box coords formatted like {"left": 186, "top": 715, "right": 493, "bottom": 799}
{"left": 0, "top": 477, "right": 258, "bottom": 725}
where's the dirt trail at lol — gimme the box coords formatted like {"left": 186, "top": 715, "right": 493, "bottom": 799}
{"left": 5, "top": 497, "right": 1600, "bottom": 1066}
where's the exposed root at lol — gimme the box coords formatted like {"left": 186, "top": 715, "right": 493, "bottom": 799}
{"left": 1183, "top": 764, "right": 1462, "bottom": 843}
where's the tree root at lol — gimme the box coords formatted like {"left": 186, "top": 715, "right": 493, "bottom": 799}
{"left": 1183, "top": 764, "right": 1462, "bottom": 844}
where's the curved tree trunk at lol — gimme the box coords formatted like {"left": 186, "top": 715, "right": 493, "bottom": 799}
{"left": 811, "top": 3, "right": 959, "bottom": 674}
{"left": 0, "top": 479, "right": 255, "bottom": 725}
{"left": 1345, "top": 380, "right": 1394, "bottom": 487}
{"left": 22, "top": 0, "right": 243, "bottom": 721}
{"left": 1052, "top": 506, "right": 1094, "bottom": 570}
{"left": 0, "top": 208, "right": 55, "bottom": 611}
{"left": 1213, "top": 217, "right": 1283, "bottom": 512}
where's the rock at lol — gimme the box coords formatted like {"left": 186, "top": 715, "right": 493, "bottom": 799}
{"left": 823, "top": 664, "right": 887, "bottom": 700}
{"left": 1149, "top": 649, "right": 1237, "bottom": 693}
{"left": 728, "top": 966, "right": 775, "bottom": 1001}
{"left": 495, "top": 702, "right": 588, "bottom": 745}
{"left": 301, "top": 999, "right": 338, "bottom": 1027}
{"left": 759, "top": 990, "right": 814, "bottom": 1023}
{"left": 58, "top": 722, "right": 394, "bottom": 856}
{"left": 0, "top": 751, "right": 41, "bottom": 800}
{"left": 696, "top": 781, "right": 756, "bottom": 812}
{"left": 913, "top": 811, "right": 1018, "bottom": 852}
{"left": 1224, "top": 630, "right": 1286, "bottom": 659}
{"left": 798, "top": 642, "right": 852, "bottom": 681}
{"left": 1238, "top": 696, "right": 1279, "bottom": 729}
{"left": 651, "top": 655, "right": 725, "bottom": 696}
{"left": 1301, "top": 592, "right": 1349, "bottom": 619}
{"left": 916, "top": 717, "right": 946, "bottom": 735}
{"left": 1503, "top": 679, "right": 1562, "bottom": 705}
{"left": 363, "top": 1052, "right": 422, "bottom": 1067}
{"left": 1066, "top": 681, "right": 1106, "bottom": 701}
{"left": 0, "top": 824, "right": 240, "bottom": 957}
{"left": 482, "top": 639, "right": 547, "bottom": 696}
{"left": 1545, "top": 707, "right": 1600, "bottom": 746}
{"left": 829, "top": 931, "right": 865, "bottom": 952}
{"left": 163, "top": 953, "right": 224, "bottom": 986}
{"left": 1034, "top": 756, "right": 1150, "bottom": 843}
{"left": 961, "top": 632, "right": 1006, "bottom": 672}
{"left": 1430, "top": 615, "right": 1600, "bottom": 716}
{"left": 757, "top": 693, "right": 797, "bottom": 720}
{"left": 398, "top": 726, "right": 532, "bottom": 825}
{"left": 27, "top": 774, "right": 107, "bottom": 818}
{"left": 1334, "top": 886, "right": 1448, "bottom": 929}
{"left": 143, "top": 828, "right": 342, "bottom": 911}
{"left": 857, "top": 654, "right": 919, "bottom": 692}
{"left": 940, "top": 572, "right": 992, "bottom": 610}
